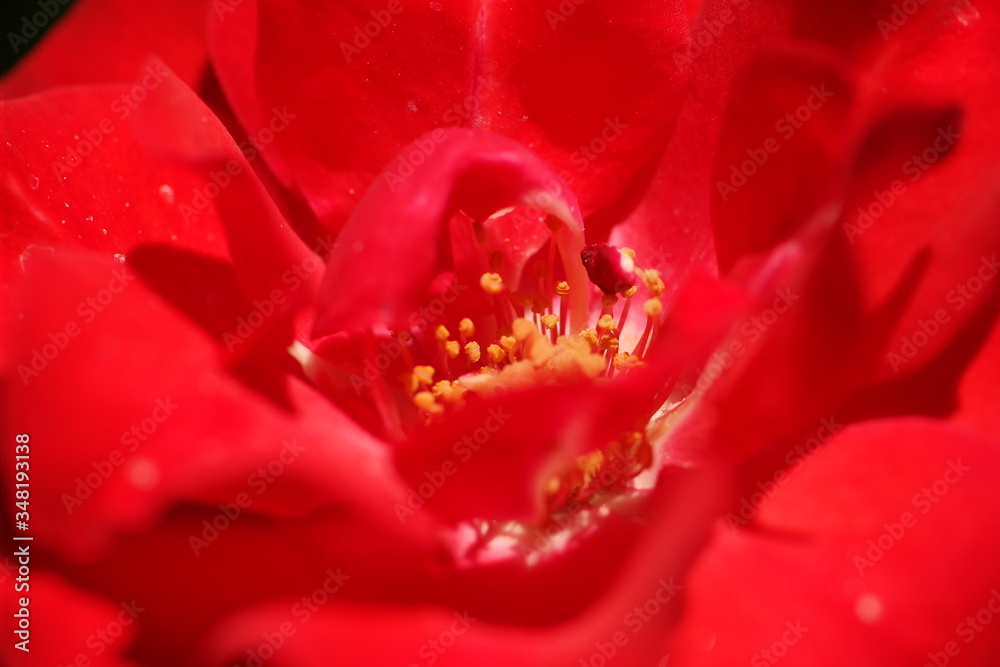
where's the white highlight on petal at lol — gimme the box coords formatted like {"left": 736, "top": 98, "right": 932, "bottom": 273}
{"left": 127, "top": 457, "right": 161, "bottom": 490}
{"left": 855, "top": 593, "right": 884, "bottom": 624}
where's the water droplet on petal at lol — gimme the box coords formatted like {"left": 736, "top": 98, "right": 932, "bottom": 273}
{"left": 406, "top": 100, "right": 418, "bottom": 112}
{"left": 430, "top": 2, "right": 442, "bottom": 10}
{"left": 158, "top": 184, "right": 175, "bottom": 203}
{"left": 28, "top": 175, "right": 40, "bottom": 190}
{"left": 114, "top": 253, "right": 126, "bottom": 264}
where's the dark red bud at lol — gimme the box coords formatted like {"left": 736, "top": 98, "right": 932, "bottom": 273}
{"left": 580, "top": 243, "right": 636, "bottom": 295}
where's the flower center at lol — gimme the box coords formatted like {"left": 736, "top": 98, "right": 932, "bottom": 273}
{"left": 392, "top": 243, "right": 668, "bottom": 512}
{"left": 294, "top": 234, "right": 679, "bottom": 562}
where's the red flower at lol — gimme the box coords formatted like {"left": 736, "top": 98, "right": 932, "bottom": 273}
{"left": 3, "top": 1, "right": 1000, "bottom": 666}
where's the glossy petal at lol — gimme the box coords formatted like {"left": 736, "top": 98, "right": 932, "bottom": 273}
{"left": 0, "top": 571, "right": 141, "bottom": 666}
{"left": 211, "top": 0, "right": 691, "bottom": 233}
{"left": 1, "top": 0, "right": 211, "bottom": 99}
{"left": 312, "top": 129, "right": 589, "bottom": 336}
{"left": 1, "top": 69, "right": 321, "bottom": 355}
{"left": 4, "top": 251, "right": 430, "bottom": 561}
{"left": 668, "top": 419, "right": 1000, "bottom": 666}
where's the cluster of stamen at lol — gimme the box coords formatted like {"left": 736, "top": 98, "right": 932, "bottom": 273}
{"left": 360, "top": 240, "right": 666, "bottom": 515}
{"left": 396, "top": 245, "right": 667, "bottom": 425}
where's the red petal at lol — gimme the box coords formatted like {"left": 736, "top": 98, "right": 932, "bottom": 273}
{"left": 709, "top": 48, "right": 854, "bottom": 272}
{"left": 1, "top": 70, "right": 321, "bottom": 355}
{"left": 395, "top": 274, "right": 748, "bottom": 524}
{"left": 1, "top": 0, "right": 211, "bottom": 98}
{"left": 0, "top": 571, "right": 141, "bottom": 666}
{"left": 312, "top": 129, "right": 588, "bottom": 336}
{"left": 210, "top": 0, "right": 691, "bottom": 232}
{"left": 197, "top": 465, "right": 729, "bottom": 666}
{"left": 4, "top": 251, "right": 429, "bottom": 560}
{"left": 668, "top": 419, "right": 1000, "bottom": 665}
{"left": 953, "top": 313, "right": 1000, "bottom": 437}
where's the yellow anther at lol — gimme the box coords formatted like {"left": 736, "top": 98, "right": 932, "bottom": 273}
{"left": 412, "top": 365, "right": 435, "bottom": 386}
{"left": 464, "top": 341, "right": 481, "bottom": 363}
{"left": 540, "top": 314, "right": 559, "bottom": 330}
{"left": 598, "top": 335, "right": 619, "bottom": 352}
{"left": 458, "top": 318, "right": 475, "bottom": 338}
{"left": 555, "top": 281, "right": 570, "bottom": 296}
{"left": 642, "top": 269, "right": 665, "bottom": 297}
{"left": 579, "top": 328, "right": 599, "bottom": 349}
{"left": 487, "top": 343, "right": 506, "bottom": 363}
{"left": 621, "top": 247, "right": 636, "bottom": 260}
{"left": 613, "top": 353, "right": 642, "bottom": 370}
{"left": 643, "top": 297, "right": 663, "bottom": 317}
{"left": 413, "top": 391, "right": 440, "bottom": 413}
{"left": 511, "top": 318, "right": 537, "bottom": 342}
{"left": 444, "top": 340, "right": 460, "bottom": 358}
{"left": 480, "top": 272, "right": 504, "bottom": 295}
{"left": 601, "top": 294, "right": 618, "bottom": 309}
{"left": 597, "top": 313, "right": 616, "bottom": 330}
{"left": 623, "top": 285, "right": 638, "bottom": 298}
{"left": 499, "top": 335, "right": 517, "bottom": 352}
{"left": 526, "top": 336, "right": 555, "bottom": 367}
{"left": 430, "top": 380, "right": 466, "bottom": 407}
{"left": 435, "top": 324, "right": 450, "bottom": 341}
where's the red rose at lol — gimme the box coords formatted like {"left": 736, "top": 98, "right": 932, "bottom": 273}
{"left": 3, "top": 1, "right": 1000, "bottom": 666}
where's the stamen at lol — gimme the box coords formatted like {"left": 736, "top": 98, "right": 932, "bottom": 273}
{"left": 640, "top": 269, "right": 665, "bottom": 297}
{"left": 579, "top": 328, "right": 599, "bottom": 353}
{"left": 632, "top": 297, "right": 662, "bottom": 359}
{"left": 598, "top": 335, "right": 619, "bottom": 352}
{"left": 499, "top": 334, "right": 518, "bottom": 363}
{"left": 412, "top": 365, "right": 435, "bottom": 386}
{"left": 511, "top": 318, "right": 536, "bottom": 343}
{"left": 480, "top": 272, "right": 504, "bottom": 295}
{"left": 413, "top": 390, "right": 444, "bottom": 417}
{"left": 459, "top": 318, "right": 475, "bottom": 339}
{"left": 616, "top": 285, "right": 637, "bottom": 339}
{"left": 555, "top": 280, "right": 570, "bottom": 336}
{"left": 464, "top": 341, "right": 482, "bottom": 364}
{"left": 486, "top": 343, "right": 506, "bottom": 365}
